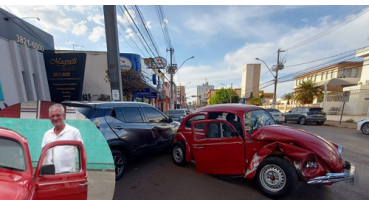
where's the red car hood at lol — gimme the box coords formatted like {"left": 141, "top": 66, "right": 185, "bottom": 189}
{"left": 250, "top": 125, "right": 344, "bottom": 172}
{"left": 0, "top": 174, "right": 30, "bottom": 200}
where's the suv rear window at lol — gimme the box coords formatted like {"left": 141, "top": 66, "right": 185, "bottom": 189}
{"left": 309, "top": 108, "right": 323, "bottom": 112}
{"left": 67, "top": 106, "right": 95, "bottom": 118}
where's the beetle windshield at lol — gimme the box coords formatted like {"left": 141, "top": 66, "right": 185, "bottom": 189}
{"left": 0, "top": 138, "right": 27, "bottom": 171}
{"left": 244, "top": 109, "right": 276, "bottom": 133}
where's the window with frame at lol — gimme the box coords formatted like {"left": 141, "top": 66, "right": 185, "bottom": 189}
{"left": 43, "top": 145, "right": 81, "bottom": 174}
{"left": 185, "top": 115, "right": 205, "bottom": 129}
{"left": 347, "top": 68, "right": 352, "bottom": 77}
{"left": 352, "top": 68, "right": 358, "bottom": 78}
{"left": 244, "top": 110, "right": 275, "bottom": 134}
{"left": 142, "top": 107, "right": 167, "bottom": 122}
{"left": 321, "top": 72, "right": 325, "bottom": 80}
{"left": 121, "top": 107, "right": 143, "bottom": 123}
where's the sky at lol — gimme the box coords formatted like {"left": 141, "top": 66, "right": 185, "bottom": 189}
{"left": 1, "top": 2, "right": 369, "bottom": 103}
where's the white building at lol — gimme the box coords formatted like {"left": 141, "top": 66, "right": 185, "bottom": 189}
{"left": 241, "top": 64, "right": 261, "bottom": 98}
{"left": 197, "top": 80, "right": 214, "bottom": 107}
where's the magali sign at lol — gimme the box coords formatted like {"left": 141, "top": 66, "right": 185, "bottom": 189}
{"left": 44, "top": 53, "right": 87, "bottom": 103}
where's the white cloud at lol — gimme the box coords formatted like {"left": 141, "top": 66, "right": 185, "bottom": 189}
{"left": 146, "top": 21, "right": 152, "bottom": 29}
{"left": 88, "top": 26, "right": 105, "bottom": 42}
{"left": 72, "top": 21, "right": 88, "bottom": 36}
{"left": 87, "top": 14, "right": 104, "bottom": 26}
{"left": 66, "top": 5, "right": 96, "bottom": 14}
{"left": 301, "top": 18, "right": 308, "bottom": 23}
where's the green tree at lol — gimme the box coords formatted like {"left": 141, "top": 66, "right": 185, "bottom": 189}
{"left": 248, "top": 97, "right": 262, "bottom": 106}
{"left": 209, "top": 88, "right": 239, "bottom": 105}
{"left": 105, "top": 69, "right": 146, "bottom": 101}
{"left": 282, "top": 93, "right": 294, "bottom": 105}
{"left": 294, "top": 80, "right": 322, "bottom": 104}
{"left": 250, "top": 92, "right": 254, "bottom": 98}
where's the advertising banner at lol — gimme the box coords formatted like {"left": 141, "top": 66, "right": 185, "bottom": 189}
{"left": 44, "top": 53, "right": 87, "bottom": 103}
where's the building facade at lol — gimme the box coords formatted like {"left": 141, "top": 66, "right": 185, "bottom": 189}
{"left": 241, "top": 64, "right": 261, "bottom": 99}
{"left": 197, "top": 80, "right": 214, "bottom": 107}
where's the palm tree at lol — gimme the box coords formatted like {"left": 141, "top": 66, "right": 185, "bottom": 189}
{"left": 282, "top": 93, "right": 293, "bottom": 105}
{"left": 294, "top": 80, "right": 322, "bottom": 104}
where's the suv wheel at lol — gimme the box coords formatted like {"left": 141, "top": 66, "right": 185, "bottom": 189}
{"left": 112, "top": 150, "right": 127, "bottom": 181}
{"left": 299, "top": 117, "right": 307, "bottom": 125}
{"left": 361, "top": 122, "right": 369, "bottom": 135}
{"left": 172, "top": 141, "right": 188, "bottom": 166}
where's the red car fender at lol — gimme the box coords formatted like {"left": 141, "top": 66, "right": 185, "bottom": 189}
{"left": 245, "top": 142, "right": 326, "bottom": 181}
{"left": 173, "top": 132, "right": 192, "bottom": 162}
{"left": 245, "top": 142, "right": 277, "bottom": 178}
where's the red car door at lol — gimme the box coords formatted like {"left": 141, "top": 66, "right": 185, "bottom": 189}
{"left": 191, "top": 120, "right": 246, "bottom": 175}
{"left": 33, "top": 140, "right": 88, "bottom": 200}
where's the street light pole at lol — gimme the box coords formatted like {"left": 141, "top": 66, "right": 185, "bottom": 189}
{"left": 256, "top": 58, "right": 277, "bottom": 108}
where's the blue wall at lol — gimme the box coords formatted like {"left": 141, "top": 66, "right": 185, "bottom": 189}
{"left": 0, "top": 118, "right": 114, "bottom": 170}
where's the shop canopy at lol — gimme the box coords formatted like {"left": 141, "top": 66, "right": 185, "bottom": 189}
{"left": 315, "top": 78, "right": 359, "bottom": 91}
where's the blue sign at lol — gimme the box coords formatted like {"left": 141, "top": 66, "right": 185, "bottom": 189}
{"left": 135, "top": 88, "right": 150, "bottom": 95}
{"left": 145, "top": 92, "right": 158, "bottom": 98}
{"left": 239, "top": 98, "right": 246, "bottom": 104}
{"left": 0, "top": 80, "right": 4, "bottom": 101}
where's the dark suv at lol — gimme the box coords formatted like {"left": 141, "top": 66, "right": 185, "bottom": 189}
{"left": 284, "top": 107, "right": 326, "bottom": 125}
{"left": 62, "top": 101, "right": 180, "bottom": 180}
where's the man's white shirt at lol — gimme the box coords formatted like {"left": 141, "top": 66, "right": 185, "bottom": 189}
{"left": 41, "top": 123, "right": 83, "bottom": 173}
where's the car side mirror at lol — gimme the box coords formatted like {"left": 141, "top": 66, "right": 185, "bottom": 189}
{"left": 231, "top": 131, "right": 240, "bottom": 137}
{"left": 41, "top": 164, "right": 55, "bottom": 175}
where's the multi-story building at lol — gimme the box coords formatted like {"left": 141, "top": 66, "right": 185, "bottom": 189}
{"left": 197, "top": 80, "right": 214, "bottom": 107}
{"left": 241, "top": 64, "right": 261, "bottom": 99}
{"left": 176, "top": 85, "right": 186, "bottom": 108}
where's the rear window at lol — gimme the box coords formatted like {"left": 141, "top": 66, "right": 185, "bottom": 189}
{"left": 167, "top": 110, "right": 185, "bottom": 115}
{"left": 309, "top": 108, "right": 323, "bottom": 112}
{"left": 70, "top": 106, "right": 95, "bottom": 118}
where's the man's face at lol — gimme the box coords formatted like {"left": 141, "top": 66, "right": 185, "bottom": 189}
{"left": 49, "top": 108, "right": 64, "bottom": 127}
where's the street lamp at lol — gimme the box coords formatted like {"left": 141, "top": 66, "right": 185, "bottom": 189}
{"left": 170, "top": 56, "right": 194, "bottom": 109}
{"left": 256, "top": 57, "right": 279, "bottom": 108}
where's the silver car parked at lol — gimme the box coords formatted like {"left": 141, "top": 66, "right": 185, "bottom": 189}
{"left": 265, "top": 108, "right": 285, "bottom": 124}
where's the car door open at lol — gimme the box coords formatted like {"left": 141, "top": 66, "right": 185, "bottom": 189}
{"left": 33, "top": 140, "right": 88, "bottom": 200}
{"left": 191, "top": 120, "right": 246, "bottom": 175}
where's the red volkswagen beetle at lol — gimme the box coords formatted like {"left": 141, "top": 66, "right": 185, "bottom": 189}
{"left": 171, "top": 104, "right": 355, "bottom": 198}
{"left": 0, "top": 127, "right": 88, "bottom": 200}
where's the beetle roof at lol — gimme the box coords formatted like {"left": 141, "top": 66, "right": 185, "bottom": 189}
{"left": 193, "top": 104, "right": 261, "bottom": 115}
{"left": 0, "top": 127, "right": 28, "bottom": 143}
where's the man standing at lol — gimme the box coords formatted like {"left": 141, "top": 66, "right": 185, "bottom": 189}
{"left": 42, "top": 103, "right": 83, "bottom": 173}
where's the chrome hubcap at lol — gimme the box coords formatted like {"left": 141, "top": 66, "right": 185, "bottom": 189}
{"left": 363, "top": 124, "right": 369, "bottom": 134}
{"left": 260, "top": 164, "right": 286, "bottom": 192}
{"left": 173, "top": 146, "right": 183, "bottom": 163}
{"left": 114, "top": 155, "right": 124, "bottom": 175}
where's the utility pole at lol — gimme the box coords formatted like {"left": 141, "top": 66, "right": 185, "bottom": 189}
{"left": 104, "top": 5, "right": 123, "bottom": 101}
{"left": 273, "top": 48, "right": 285, "bottom": 108}
{"left": 230, "top": 83, "right": 232, "bottom": 103}
{"left": 168, "top": 47, "right": 175, "bottom": 109}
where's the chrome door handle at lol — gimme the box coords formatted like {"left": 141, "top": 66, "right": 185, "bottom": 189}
{"left": 194, "top": 146, "right": 204, "bottom": 149}
{"left": 79, "top": 182, "right": 89, "bottom": 186}
{"left": 114, "top": 126, "right": 125, "bottom": 130}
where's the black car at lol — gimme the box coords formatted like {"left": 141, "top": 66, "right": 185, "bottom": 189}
{"left": 284, "top": 106, "right": 326, "bottom": 125}
{"left": 62, "top": 101, "right": 180, "bottom": 180}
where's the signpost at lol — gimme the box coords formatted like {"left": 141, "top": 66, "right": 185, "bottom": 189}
{"left": 339, "top": 91, "right": 350, "bottom": 124}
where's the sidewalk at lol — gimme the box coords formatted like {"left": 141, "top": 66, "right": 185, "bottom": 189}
{"left": 324, "top": 120, "right": 357, "bottom": 129}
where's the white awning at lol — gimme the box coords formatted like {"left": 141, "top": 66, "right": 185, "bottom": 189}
{"left": 315, "top": 78, "right": 359, "bottom": 91}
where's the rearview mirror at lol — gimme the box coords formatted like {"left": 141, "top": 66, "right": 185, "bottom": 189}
{"left": 41, "top": 164, "right": 55, "bottom": 175}
{"left": 231, "top": 131, "right": 240, "bottom": 137}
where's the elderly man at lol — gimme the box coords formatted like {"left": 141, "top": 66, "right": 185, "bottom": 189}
{"left": 41, "top": 103, "right": 83, "bottom": 173}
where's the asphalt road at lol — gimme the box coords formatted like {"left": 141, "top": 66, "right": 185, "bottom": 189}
{"left": 113, "top": 123, "right": 369, "bottom": 200}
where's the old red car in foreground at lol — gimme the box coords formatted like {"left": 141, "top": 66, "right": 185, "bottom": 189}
{"left": 171, "top": 104, "right": 355, "bottom": 198}
{"left": 0, "top": 127, "right": 88, "bottom": 200}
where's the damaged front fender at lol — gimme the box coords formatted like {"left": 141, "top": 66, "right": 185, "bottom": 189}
{"left": 245, "top": 142, "right": 326, "bottom": 181}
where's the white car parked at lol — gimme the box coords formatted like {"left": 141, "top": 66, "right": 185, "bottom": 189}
{"left": 357, "top": 118, "right": 369, "bottom": 135}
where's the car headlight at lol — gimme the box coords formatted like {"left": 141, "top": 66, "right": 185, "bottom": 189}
{"left": 305, "top": 161, "right": 318, "bottom": 169}
{"left": 337, "top": 146, "right": 344, "bottom": 154}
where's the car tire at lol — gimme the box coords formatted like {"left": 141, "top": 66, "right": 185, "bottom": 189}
{"left": 361, "top": 122, "right": 369, "bottom": 135}
{"left": 256, "top": 157, "right": 298, "bottom": 199}
{"left": 112, "top": 150, "right": 127, "bottom": 181}
{"left": 172, "top": 141, "right": 188, "bottom": 167}
{"left": 299, "top": 117, "right": 307, "bottom": 125}
{"left": 317, "top": 122, "right": 324, "bottom": 125}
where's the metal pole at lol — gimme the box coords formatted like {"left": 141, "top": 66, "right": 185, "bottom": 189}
{"left": 339, "top": 102, "right": 346, "bottom": 124}
{"left": 104, "top": 5, "right": 122, "bottom": 101}
{"left": 273, "top": 49, "right": 281, "bottom": 109}
{"left": 169, "top": 48, "right": 174, "bottom": 109}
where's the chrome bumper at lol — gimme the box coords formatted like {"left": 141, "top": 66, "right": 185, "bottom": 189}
{"left": 307, "top": 162, "right": 355, "bottom": 184}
